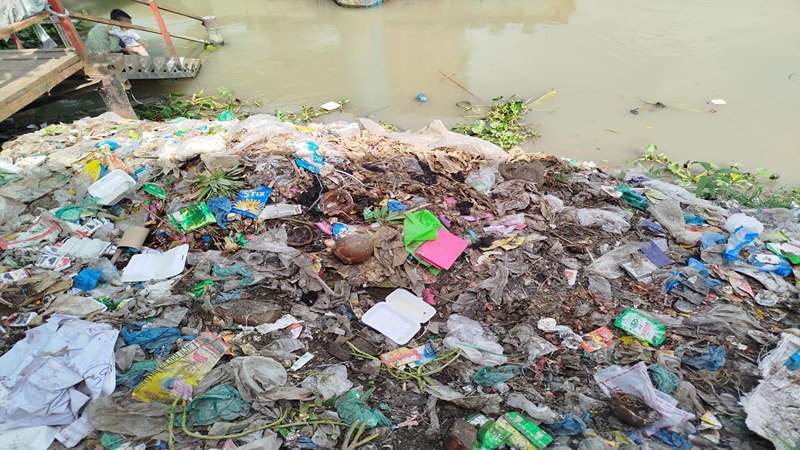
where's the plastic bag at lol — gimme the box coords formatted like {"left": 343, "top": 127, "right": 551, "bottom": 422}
{"left": 229, "top": 356, "right": 288, "bottom": 403}
{"left": 358, "top": 118, "right": 508, "bottom": 166}
{"left": 616, "top": 184, "right": 649, "bottom": 211}
{"left": 472, "top": 365, "right": 522, "bottom": 386}
{"left": 117, "top": 360, "right": 159, "bottom": 388}
{"left": 641, "top": 179, "right": 728, "bottom": 223}
{"left": 333, "top": 390, "right": 391, "bottom": 428}
{"left": 74, "top": 268, "right": 102, "bottom": 290}
{"left": 683, "top": 345, "right": 726, "bottom": 371}
{"left": 594, "top": 362, "right": 694, "bottom": 435}
{"left": 178, "top": 384, "right": 250, "bottom": 427}
{"left": 505, "top": 324, "right": 558, "bottom": 362}
{"left": 506, "top": 393, "right": 558, "bottom": 423}
{"left": 0, "top": 197, "right": 28, "bottom": 234}
{"left": 120, "top": 325, "right": 185, "bottom": 357}
{"left": 466, "top": 168, "right": 498, "bottom": 195}
{"left": 212, "top": 263, "right": 255, "bottom": 286}
{"left": 443, "top": 314, "right": 507, "bottom": 366}
{"left": 301, "top": 364, "right": 353, "bottom": 400}
{"left": 648, "top": 364, "right": 680, "bottom": 394}
{"left": 649, "top": 201, "right": 703, "bottom": 246}
{"left": 92, "top": 258, "right": 120, "bottom": 284}
{"left": 207, "top": 197, "right": 232, "bottom": 229}
{"left": 575, "top": 208, "right": 630, "bottom": 234}
{"left": 403, "top": 210, "right": 444, "bottom": 247}
{"left": 544, "top": 414, "right": 586, "bottom": 436}
{"left": 537, "top": 318, "right": 582, "bottom": 349}
{"left": 742, "top": 332, "right": 800, "bottom": 450}
{"left": 87, "top": 395, "right": 169, "bottom": 438}
{"left": 724, "top": 229, "right": 759, "bottom": 261}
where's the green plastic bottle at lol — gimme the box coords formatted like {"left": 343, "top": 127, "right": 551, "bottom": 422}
{"left": 614, "top": 308, "right": 667, "bottom": 346}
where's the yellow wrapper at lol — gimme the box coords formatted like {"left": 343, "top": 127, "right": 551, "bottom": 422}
{"left": 133, "top": 331, "right": 230, "bottom": 402}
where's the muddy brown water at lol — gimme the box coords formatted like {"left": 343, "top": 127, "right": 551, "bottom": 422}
{"left": 63, "top": 0, "right": 800, "bottom": 182}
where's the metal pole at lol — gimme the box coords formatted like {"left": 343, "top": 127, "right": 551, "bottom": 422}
{"left": 128, "top": 0, "right": 205, "bottom": 21}
{"left": 147, "top": 0, "right": 178, "bottom": 59}
{"left": 46, "top": 0, "right": 90, "bottom": 62}
{"left": 70, "top": 12, "right": 210, "bottom": 45}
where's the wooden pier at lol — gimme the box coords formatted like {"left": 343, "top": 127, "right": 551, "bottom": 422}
{"left": 0, "top": 49, "right": 83, "bottom": 121}
{"left": 0, "top": 0, "right": 220, "bottom": 122}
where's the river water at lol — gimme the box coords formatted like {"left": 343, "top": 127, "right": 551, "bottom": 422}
{"left": 70, "top": 0, "right": 800, "bottom": 180}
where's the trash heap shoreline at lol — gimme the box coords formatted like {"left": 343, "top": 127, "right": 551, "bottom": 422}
{"left": 0, "top": 112, "right": 797, "bottom": 450}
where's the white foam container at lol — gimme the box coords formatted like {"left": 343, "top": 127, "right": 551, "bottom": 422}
{"left": 362, "top": 289, "right": 436, "bottom": 345}
{"left": 88, "top": 169, "right": 136, "bottom": 206}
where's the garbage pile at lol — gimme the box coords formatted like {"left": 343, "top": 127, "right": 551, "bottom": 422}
{"left": 0, "top": 111, "right": 798, "bottom": 450}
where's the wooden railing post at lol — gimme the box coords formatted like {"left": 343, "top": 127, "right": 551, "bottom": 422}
{"left": 147, "top": 0, "right": 178, "bottom": 58}
{"left": 46, "top": 0, "right": 90, "bottom": 63}
{"left": 201, "top": 16, "right": 224, "bottom": 46}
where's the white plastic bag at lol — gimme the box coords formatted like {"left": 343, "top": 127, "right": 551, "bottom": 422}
{"left": 575, "top": 208, "right": 630, "bottom": 234}
{"left": 742, "top": 331, "right": 800, "bottom": 450}
{"left": 594, "top": 362, "right": 694, "bottom": 435}
{"left": 443, "top": 314, "right": 506, "bottom": 366}
{"left": 466, "top": 168, "right": 498, "bottom": 195}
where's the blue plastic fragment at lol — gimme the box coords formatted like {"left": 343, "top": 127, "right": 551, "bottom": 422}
{"left": 386, "top": 199, "right": 407, "bottom": 213}
{"left": 683, "top": 345, "right": 726, "bottom": 371}
{"left": 682, "top": 211, "right": 704, "bottom": 226}
{"left": 654, "top": 429, "right": 691, "bottom": 450}
{"left": 723, "top": 226, "right": 759, "bottom": 261}
{"left": 785, "top": 349, "right": 800, "bottom": 371}
{"left": 700, "top": 232, "right": 728, "bottom": 249}
{"left": 544, "top": 413, "right": 587, "bottom": 436}
{"left": 687, "top": 258, "right": 723, "bottom": 287}
{"left": 120, "top": 325, "right": 190, "bottom": 358}
{"left": 207, "top": 197, "right": 232, "bottom": 230}
{"left": 74, "top": 268, "right": 102, "bottom": 291}
{"left": 94, "top": 140, "right": 119, "bottom": 150}
{"left": 638, "top": 219, "right": 666, "bottom": 235}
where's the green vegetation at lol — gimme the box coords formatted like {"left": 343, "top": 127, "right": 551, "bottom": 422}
{"left": 190, "top": 166, "right": 246, "bottom": 200}
{"left": 629, "top": 145, "right": 797, "bottom": 208}
{"left": 136, "top": 88, "right": 257, "bottom": 121}
{"left": 275, "top": 99, "right": 349, "bottom": 125}
{"left": 378, "top": 120, "right": 400, "bottom": 132}
{"left": 452, "top": 95, "right": 538, "bottom": 150}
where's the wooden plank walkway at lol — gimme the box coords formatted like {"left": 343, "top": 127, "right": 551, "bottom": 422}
{"left": 0, "top": 49, "right": 84, "bottom": 121}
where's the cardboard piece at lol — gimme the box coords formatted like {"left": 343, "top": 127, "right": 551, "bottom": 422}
{"left": 120, "top": 244, "right": 188, "bottom": 282}
{"left": 119, "top": 226, "right": 149, "bottom": 250}
{"left": 415, "top": 228, "right": 469, "bottom": 270}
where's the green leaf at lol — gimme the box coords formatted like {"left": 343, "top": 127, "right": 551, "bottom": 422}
{"left": 696, "top": 161, "right": 714, "bottom": 171}
{"left": 753, "top": 168, "right": 771, "bottom": 177}
{"left": 695, "top": 175, "right": 712, "bottom": 197}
